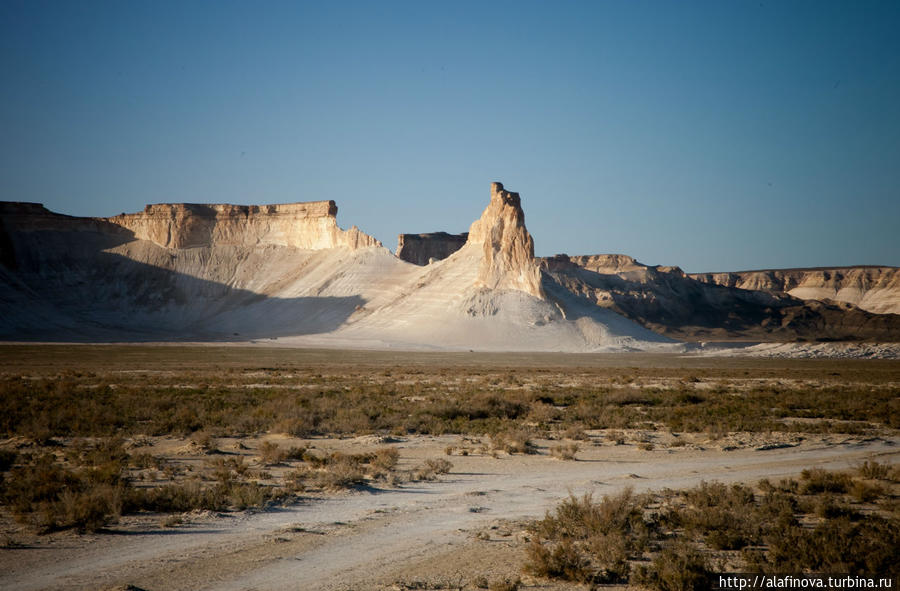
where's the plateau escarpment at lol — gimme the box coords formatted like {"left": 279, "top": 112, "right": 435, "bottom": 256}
{"left": 106, "top": 201, "right": 381, "bottom": 250}
{"left": 0, "top": 200, "right": 385, "bottom": 339}
{"left": 1, "top": 183, "right": 898, "bottom": 349}
{"left": 691, "top": 267, "right": 900, "bottom": 315}
{"left": 542, "top": 254, "right": 900, "bottom": 342}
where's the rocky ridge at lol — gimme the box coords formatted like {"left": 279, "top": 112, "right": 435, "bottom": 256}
{"left": 690, "top": 267, "right": 900, "bottom": 315}
{"left": 541, "top": 254, "right": 900, "bottom": 342}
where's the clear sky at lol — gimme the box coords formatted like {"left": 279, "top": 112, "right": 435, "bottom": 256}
{"left": 1, "top": 0, "right": 898, "bottom": 272}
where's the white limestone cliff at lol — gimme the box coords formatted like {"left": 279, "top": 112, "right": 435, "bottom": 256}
{"left": 105, "top": 201, "right": 380, "bottom": 250}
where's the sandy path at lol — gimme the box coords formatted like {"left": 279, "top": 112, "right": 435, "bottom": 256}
{"left": 2, "top": 437, "right": 897, "bottom": 591}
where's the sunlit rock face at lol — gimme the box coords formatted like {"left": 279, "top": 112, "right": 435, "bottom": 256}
{"left": 690, "top": 267, "right": 900, "bottom": 315}
{"left": 466, "top": 182, "right": 544, "bottom": 298}
{"left": 105, "top": 201, "right": 380, "bottom": 250}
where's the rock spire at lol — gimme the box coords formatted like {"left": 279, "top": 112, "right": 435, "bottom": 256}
{"left": 466, "top": 182, "right": 544, "bottom": 298}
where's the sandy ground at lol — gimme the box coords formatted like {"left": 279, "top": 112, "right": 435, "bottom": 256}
{"left": 1, "top": 434, "right": 896, "bottom": 591}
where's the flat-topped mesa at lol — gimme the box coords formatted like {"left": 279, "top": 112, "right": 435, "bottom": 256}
{"left": 105, "top": 201, "right": 381, "bottom": 250}
{"left": 542, "top": 253, "right": 648, "bottom": 274}
{"left": 466, "top": 182, "right": 544, "bottom": 298}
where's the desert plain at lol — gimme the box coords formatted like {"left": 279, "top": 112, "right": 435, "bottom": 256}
{"left": 0, "top": 345, "right": 897, "bottom": 591}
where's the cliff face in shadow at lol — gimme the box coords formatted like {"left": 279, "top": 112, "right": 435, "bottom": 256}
{"left": 0, "top": 202, "right": 367, "bottom": 340}
{"left": 541, "top": 254, "right": 900, "bottom": 342}
{"left": 396, "top": 232, "right": 468, "bottom": 266}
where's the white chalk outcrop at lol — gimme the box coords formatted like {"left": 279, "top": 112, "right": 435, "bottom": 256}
{"left": 690, "top": 267, "right": 900, "bottom": 315}
{"left": 465, "top": 182, "right": 544, "bottom": 298}
{"left": 106, "top": 201, "right": 380, "bottom": 250}
{"left": 2, "top": 182, "right": 896, "bottom": 353}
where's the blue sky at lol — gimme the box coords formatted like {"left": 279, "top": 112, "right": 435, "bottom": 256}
{"left": 1, "top": 0, "right": 898, "bottom": 272}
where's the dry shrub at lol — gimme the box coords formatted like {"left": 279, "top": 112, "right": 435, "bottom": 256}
{"left": 607, "top": 430, "right": 626, "bottom": 445}
{"left": 258, "top": 441, "right": 285, "bottom": 465}
{"left": 857, "top": 460, "right": 891, "bottom": 480}
{"left": 411, "top": 458, "right": 453, "bottom": 481}
{"left": 488, "top": 578, "right": 520, "bottom": 591}
{"left": 1, "top": 452, "right": 126, "bottom": 532}
{"left": 310, "top": 457, "right": 366, "bottom": 490}
{"left": 206, "top": 456, "right": 248, "bottom": 483}
{"left": 190, "top": 430, "right": 217, "bottom": 453}
{"left": 373, "top": 447, "right": 399, "bottom": 471}
{"left": 129, "top": 481, "right": 227, "bottom": 513}
{"left": 550, "top": 442, "right": 579, "bottom": 461}
{"left": 756, "top": 514, "right": 900, "bottom": 577}
{"left": 676, "top": 482, "right": 761, "bottom": 550}
{"left": 525, "top": 538, "right": 592, "bottom": 582}
{"left": 56, "top": 484, "right": 124, "bottom": 532}
{"left": 525, "top": 489, "right": 651, "bottom": 584}
{"left": 228, "top": 482, "right": 271, "bottom": 510}
{"left": 799, "top": 468, "right": 851, "bottom": 494}
{"left": 491, "top": 429, "right": 536, "bottom": 455}
{"left": 633, "top": 542, "right": 711, "bottom": 591}
{"left": 850, "top": 479, "right": 885, "bottom": 503}
{"left": 561, "top": 425, "right": 588, "bottom": 440}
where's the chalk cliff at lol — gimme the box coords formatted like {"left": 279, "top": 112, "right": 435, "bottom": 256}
{"left": 465, "top": 182, "right": 544, "bottom": 298}
{"left": 1, "top": 184, "right": 898, "bottom": 348}
{"left": 0, "top": 200, "right": 380, "bottom": 251}
{"left": 106, "top": 201, "right": 380, "bottom": 250}
{"left": 690, "top": 267, "right": 900, "bottom": 315}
